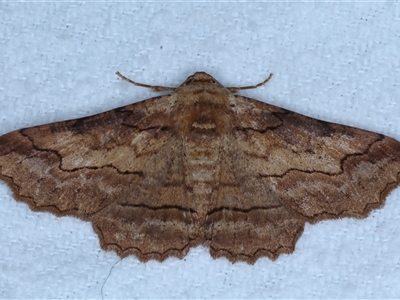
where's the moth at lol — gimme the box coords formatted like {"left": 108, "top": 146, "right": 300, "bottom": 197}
{"left": 0, "top": 71, "right": 399, "bottom": 264}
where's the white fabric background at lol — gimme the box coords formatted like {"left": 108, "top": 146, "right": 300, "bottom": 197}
{"left": 0, "top": 2, "right": 400, "bottom": 299}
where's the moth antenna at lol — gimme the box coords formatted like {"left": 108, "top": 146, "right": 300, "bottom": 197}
{"left": 116, "top": 71, "right": 176, "bottom": 92}
{"left": 227, "top": 73, "right": 273, "bottom": 93}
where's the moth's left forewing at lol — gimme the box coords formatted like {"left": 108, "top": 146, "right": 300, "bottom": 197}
{"left": 0, "top": 95, "right": 177, "bottom": 216}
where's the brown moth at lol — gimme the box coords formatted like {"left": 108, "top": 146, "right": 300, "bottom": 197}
{"left": 0, "top": 72, "right": 399, "bottom": 264}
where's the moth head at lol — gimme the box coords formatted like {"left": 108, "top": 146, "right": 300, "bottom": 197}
{"left": 179, "top": 72, "right": 224, "bottom": 88}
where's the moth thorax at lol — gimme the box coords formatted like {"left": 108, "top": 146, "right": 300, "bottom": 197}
{"left": 191, "top": 114, "right": 217, "bottom": 131}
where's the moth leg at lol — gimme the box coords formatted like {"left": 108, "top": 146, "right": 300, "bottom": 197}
{"left": 226, "top": 73, "right": 273, "bottom": 93}
{"left": 116, "top": 71, "right": 176, "bottom": 92}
